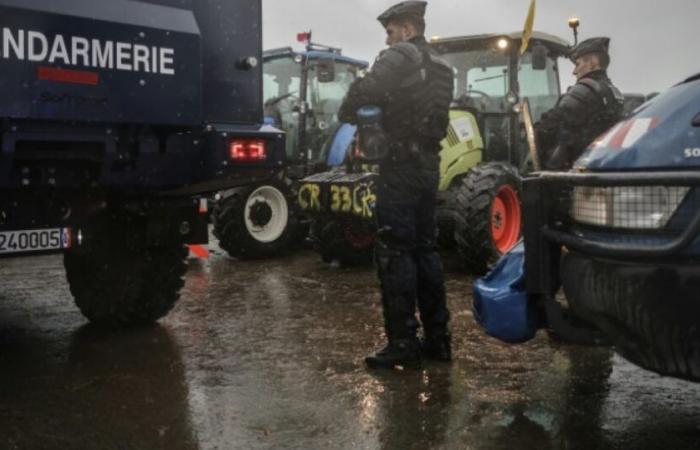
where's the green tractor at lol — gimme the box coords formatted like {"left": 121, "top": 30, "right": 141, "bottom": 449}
{"left": 299, "top": 31, "right": 570, "bottom": 273}
{"left": 212, "top": 43, "right": 368, "bottom": 258}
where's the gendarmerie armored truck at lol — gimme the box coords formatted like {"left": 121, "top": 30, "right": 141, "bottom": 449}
{"left": 0, "top": 0, "right": 284, "bottom": 326}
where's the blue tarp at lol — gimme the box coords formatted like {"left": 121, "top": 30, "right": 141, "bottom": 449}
{"left": 472, "top": 242, "right": 540, "bottom": 343}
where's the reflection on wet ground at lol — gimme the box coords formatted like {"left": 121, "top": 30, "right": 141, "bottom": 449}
{"left": 1, "top": 250, "right": 700, "bottom": 449}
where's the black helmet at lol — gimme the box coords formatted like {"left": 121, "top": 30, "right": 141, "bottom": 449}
{"left": 569, "top": 37, "right": 610, "bottom": 61}
{"left": 377, "top": 1, "right": 427, "bottom": 27}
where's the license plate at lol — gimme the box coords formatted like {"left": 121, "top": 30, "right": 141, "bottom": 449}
{"left": 0, "top": 228, "right": 72, "bottom": 255}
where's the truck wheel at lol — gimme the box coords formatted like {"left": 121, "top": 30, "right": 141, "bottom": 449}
{"left": 453, "top": 162, "right": 522, "bottom": 274}
{"left": 212, "top": 182, "right": 301, "bottom": 259}
{"left": 64, "top": 222, "right": 187, "bottom": 328}
{"left": 315, "top": 217, "right": 374, "bottom": 266}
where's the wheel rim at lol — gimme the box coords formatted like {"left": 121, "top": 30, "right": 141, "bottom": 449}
{"left": 244, "top": 185, "right": 289, "bottom": 243}
{"left": 490, "top": 185, "right": 521, "bottom": 253}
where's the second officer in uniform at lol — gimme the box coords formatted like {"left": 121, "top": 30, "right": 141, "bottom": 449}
{"left": 536, "top": 37, "right": 624, "bottom": 170}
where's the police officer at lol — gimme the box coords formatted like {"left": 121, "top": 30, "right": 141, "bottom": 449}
{"left": 536, "top": 37, "right": 624, "bottom": 170}
{"left": 338, "top": 1, "right": 454, "bottom": 369}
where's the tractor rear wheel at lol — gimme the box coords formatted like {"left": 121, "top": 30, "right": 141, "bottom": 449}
{"left": 212, "top": 181, "right": 303, "bottom": 259}
{"left": 453, "top": 162, "right": 522, "bottom": 274}
{"left": 314, "top": 217, "right": 375, "bottom": 267}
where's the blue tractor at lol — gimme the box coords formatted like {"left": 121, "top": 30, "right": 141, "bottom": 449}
{"left": 523, "top": 73, "right": 700, "bottom": 381}
{"left": 0, "top": 0, "right": 285, "bottom": 327}
{"left": 212, "top": 42, "right": 368, "bottom": 258}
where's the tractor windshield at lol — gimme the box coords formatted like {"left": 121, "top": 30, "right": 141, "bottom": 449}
{"left": 305, "top": 60, "right": 361, "bottom": 163}
{"left": 442, "top": 47, "right": 511, "bottom": 113}
{"left": 263, "top": 55, "right": 302, "bottom": 157}
{"left": 517, "top": 51, "right": 561, "bottom": 122}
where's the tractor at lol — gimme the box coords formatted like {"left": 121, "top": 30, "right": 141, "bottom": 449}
{"left": 298, "top": 31, "right": 570, "bottom": 273}
{"left": 212, "top": 41, "right": 368, "bottom": 258}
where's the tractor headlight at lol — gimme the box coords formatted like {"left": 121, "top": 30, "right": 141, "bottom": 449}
{"left": 571, "top": 186, "right": 690, "bottom": 229}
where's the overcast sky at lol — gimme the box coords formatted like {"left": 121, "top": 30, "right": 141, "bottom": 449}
{"left": 262, "top": 0, "right": 700, "bottom": 94}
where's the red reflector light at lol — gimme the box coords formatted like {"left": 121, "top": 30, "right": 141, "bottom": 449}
{"left": 230, "top": 139, "right": 267, "bottom": 162}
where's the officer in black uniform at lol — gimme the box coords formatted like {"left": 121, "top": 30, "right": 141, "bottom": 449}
{"left": 337, "top": 1, "right": 454, "bottom": 369}
{"left": 535, "top": 37, "right": 624, "bottom": 170}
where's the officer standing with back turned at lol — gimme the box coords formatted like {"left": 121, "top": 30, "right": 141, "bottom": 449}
{"left": 535, "top": 37, "right": 624, "bottom": 170}
{"left": 337, "top": 1, "right": 454, "bottom": 369}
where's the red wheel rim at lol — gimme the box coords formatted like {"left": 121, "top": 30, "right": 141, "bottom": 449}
{"left": 490, "top": 185, "right": 521, "bottom": 253}
{"left": 345, "top": 225, "right": 375, "bottom": 249}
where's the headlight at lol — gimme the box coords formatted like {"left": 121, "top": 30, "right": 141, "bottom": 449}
{"left": 571, "top": 186, "right": 690, "bottom": 229}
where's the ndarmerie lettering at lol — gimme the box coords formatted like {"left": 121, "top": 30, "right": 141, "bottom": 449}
{"left": 1, "top": 28, "right": 176, "bottom": 75}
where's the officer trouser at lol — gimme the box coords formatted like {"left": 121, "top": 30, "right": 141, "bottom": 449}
{"left": 374, "top": 165, "right": 450, "bottom": 343}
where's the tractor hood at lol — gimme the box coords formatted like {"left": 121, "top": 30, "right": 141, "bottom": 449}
{"left": 576, "top": 75, "right": 700, "bottom": 171}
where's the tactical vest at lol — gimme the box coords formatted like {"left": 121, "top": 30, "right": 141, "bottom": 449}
{"left": 578, "top": 76, "right": 625, "bottom": 137}
{"left": 383, "top": 42, "right": 454, "bottom": 150}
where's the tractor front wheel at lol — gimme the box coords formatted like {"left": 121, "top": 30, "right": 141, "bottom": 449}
{"left": 212, "top": 182, "right": 303, "bottom": 259}
{"left": 453, "top": 162, "right": 522, "bottom": 274}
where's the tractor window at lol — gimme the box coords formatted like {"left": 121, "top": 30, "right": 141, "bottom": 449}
{"left": 305, "top": 61, "right": 361, "bottom": 163}
{"left": 263, "top": 56, "right": 302, "bottom": 158}
{"left": 307, "top": 61, "right": 358, "bottom": 123}
{"left": 518, "top": 52, "right": 560, "bottom": 122}
{"left": 263, "top": 56, "right": 301, "bottom": 104}
{"left": 442, "top": 48, "right": 510, "bottom": 113}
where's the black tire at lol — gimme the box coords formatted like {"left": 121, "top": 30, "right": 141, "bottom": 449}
{"left": 64, "top": 216, "right": 187, "bottom": 328}
{"left": 561, "top": 251, "right": 700, "bottom": 381}
{"left": 212, "top": 181, "right": 302, "bottom": 259}
{"left": 452, "top": 162, "right": 522, "bottom": 275}
{"left": 314, "top": 217, "right": 374, "bottom": 267}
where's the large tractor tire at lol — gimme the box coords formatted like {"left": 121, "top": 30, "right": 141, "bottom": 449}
{"left": 212, "top": 182, "right": 302, "bottom": 259}
{"left": 64, "top": 215, "right": 187, "bottom": 328}
{"left": 452, "top": 162, "right": 522, "bottom": 275}
{"left": 314, "top": 217, "right": 375, "bottom": 267}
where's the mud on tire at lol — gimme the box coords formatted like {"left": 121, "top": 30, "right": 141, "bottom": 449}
{"left": 64, "top": 215, "right": 187, "bottom": 328}
{"left": 453, "top": 162, "right": 522, "bottom": 274}
{"left": 212, "top": 181, "right": 303, "bottom": 259}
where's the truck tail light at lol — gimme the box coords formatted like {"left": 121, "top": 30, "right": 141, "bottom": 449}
{"left": 230, "top": 138, "right": 267, "bottom": 162}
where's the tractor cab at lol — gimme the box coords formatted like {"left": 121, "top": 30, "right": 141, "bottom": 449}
{"left": 430, "top": 31, "right": 570, "bottom": 180}
{"left": 263, "top": 46, "right": 368, "bottom": 177}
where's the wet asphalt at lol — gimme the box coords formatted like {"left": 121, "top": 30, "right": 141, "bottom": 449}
{"left": 1, "top": 247, "right": 700, "bottom": 450}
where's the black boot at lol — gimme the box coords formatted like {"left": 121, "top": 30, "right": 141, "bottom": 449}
{"left": 365, "top": 339, "right": 421, "bottom": 370}
{"left": 420, "top": 332, "right": 452, "bottom": 362}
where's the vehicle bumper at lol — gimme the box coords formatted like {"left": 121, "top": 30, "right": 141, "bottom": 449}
{"left": 561, "top": 251, "right": 700, "bottom": 380}
{"left": 523, "top": 170, "right": 700, "bottom": 379}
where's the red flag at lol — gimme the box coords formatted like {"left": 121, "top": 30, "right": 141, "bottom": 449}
{"left": 297, "top": 31, "right": 311, "bottom": 43}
